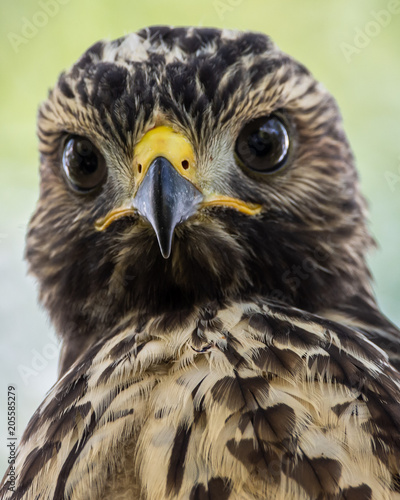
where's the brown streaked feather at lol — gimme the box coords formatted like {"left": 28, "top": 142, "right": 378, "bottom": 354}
{"left": 2, "top": 302, "right": 400, "bottom": 499}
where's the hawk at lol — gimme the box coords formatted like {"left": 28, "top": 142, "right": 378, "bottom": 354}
{"left": 1, "top": 26, "right": 400, "bottom": 500}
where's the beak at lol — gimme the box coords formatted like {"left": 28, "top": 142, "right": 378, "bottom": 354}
{"left": 94, "top": 125, "right": 262, "bottom": 259}
{"left": 132, "top": 156, "right": 203, "bottom": 258}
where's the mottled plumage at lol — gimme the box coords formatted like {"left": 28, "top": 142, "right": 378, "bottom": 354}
{"left": 1, "top": 26, "right": 400, "bottom": 499}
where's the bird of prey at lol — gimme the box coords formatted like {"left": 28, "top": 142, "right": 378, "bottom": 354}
{"left": 1, "top": 26, "right": 400, "bottom": 500}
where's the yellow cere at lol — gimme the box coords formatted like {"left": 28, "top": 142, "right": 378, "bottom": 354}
{"left": 133, "top": 126, "right": 197, "bottom": 190}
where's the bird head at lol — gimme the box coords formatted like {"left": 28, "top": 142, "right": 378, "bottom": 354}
{"left": 27, "top": 27, "right": 377, "bottom": 371}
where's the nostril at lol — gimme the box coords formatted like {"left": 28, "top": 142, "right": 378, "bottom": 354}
{"left": 181, "top": 160, "right": 189, "bottom": 170}
{"left": 138, "top": 164, "right": 142, "bottom": 174}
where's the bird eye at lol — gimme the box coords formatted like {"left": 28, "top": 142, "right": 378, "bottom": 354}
{"left": 62, "top": 136, "right": 107, "bottom": 191}
{"left": 235, "top": 115, "right": 290, "bottom": 174}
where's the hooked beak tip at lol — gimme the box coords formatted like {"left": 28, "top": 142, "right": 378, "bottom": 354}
{"left": 157, "top": 232, "right": 173, "bottom": 259}
{"left": 133, "top": 157, "right": 203, "bottom": 258}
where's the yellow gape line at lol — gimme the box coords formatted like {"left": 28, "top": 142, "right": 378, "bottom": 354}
{"left": 95, "top": 206, "right": 136, "bottom": 231}
{"left": 201, "top": 195, "right": 262, "bottom": 215}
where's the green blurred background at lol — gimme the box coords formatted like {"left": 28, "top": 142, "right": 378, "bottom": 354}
{"left": 0, "top": 0, "right": 399, "bottom": 473}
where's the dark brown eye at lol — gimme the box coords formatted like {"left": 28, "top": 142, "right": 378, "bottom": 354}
{"left": 62, "top": 136, "right": 107, "bottom": 191}
{"left": 235, "top": 115, "right": 290, "bottom": 173}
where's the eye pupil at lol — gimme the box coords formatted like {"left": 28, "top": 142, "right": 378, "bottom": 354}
{"left": 248, "top": 125, "right": 275, "bottom": 155}
{"left": 62, "top": 136, "right": 106, "bottom": 191}
{"left": 76, "top": 139, "right": 93, "bottom": 157}
{"left": 235, "top": 115, "right": 290, "bottom": 173}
